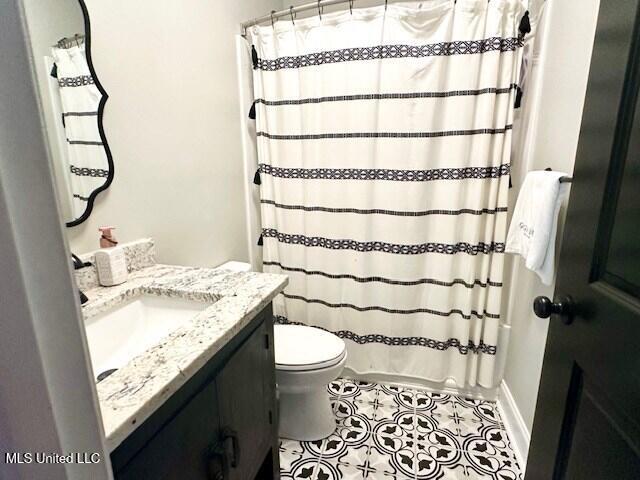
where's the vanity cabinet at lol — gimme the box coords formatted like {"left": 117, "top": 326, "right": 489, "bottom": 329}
{"left": 110, "top": 305, "right": 279, "bottom": 480}
{"left": 217, "top": 318, "right": 277, "bottom": 480}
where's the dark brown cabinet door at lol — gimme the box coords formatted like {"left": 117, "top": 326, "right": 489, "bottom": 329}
{"left": 116, "top": 380, "right": 221, "bottom": 480}
{"left": 216, "top": 318, "right": 277, "bottom": 480}
{"left": 526, "top": 1, "right": 640, "bottom": 478}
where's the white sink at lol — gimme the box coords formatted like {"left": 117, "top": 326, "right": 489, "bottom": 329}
{"left": 84, "top": 295, "right": 211, "bottom": 381}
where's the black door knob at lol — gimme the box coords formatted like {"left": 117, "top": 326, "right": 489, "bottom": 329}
{"left": 533, "top": 295, "right": 574, "bottom": 325}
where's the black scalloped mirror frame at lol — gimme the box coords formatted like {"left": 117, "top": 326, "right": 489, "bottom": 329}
{"left": 67, "top": 0, "right": 114, "bottom": 227}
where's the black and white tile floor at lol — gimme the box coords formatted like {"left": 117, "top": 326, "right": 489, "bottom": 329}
{"left": 279, "top": 378, "right": 521, "bottom": 480}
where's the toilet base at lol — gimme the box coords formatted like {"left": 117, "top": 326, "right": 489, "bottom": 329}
{"left": 279, "top": 387, "right": 336, "bottom": 441}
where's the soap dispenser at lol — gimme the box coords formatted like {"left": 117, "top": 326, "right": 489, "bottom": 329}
{"left": 99, "top": 226, "right": 118, "bottom": 248}
{"left": 95, "top": 226, "right": 127, "bottom": 286}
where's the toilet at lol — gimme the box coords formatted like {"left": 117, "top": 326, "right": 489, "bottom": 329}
{"left": 274, "top": 324, "right": 347, "bottom": 441}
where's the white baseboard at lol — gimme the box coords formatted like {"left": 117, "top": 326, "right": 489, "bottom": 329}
{"left": 497, "top": 380, "right": 530, "bottom": 470}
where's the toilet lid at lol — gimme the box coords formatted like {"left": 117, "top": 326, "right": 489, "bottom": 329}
{"left": 274, "top": 325, "right": 346, "bottom": 371}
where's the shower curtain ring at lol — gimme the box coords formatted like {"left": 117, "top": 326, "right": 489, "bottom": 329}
{"left": 349, "top": 0, "right": 354, "bottom": 14}
{"left": 270, "top": 10, "right": 276, "bottom": 28}
{"left": 290, "top": 6, "right": 296, "bottom": 25}
{"left": 317, "top": 0, "right": 323, "bottom": 20}
{"left": 385, "top": 0, "right": 388, "bottom": 10}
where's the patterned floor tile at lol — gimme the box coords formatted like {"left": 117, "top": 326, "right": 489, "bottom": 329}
{"left": 423, "top": 392, "right": 459, "bottom": 418}
{"left": 282, "top": 438, "right": 306, "bottom": 454}
{"left": 317, "top": 461, "right": 368, "bottom": 480}
{"left": 305, "top": 438, "right": 327, "bottom": 458}
{"left": 376, "top": 384, "right": 409, "bottom": 407}
{"left": 331, "top": 396, "right": 342, "bottom": 413}
{"left": 413, "top": 411, "right": 439, "bottom": 437}
{"left": 414, "top": 426, "right": 464, "bottom": 452}
{"left": 280, "top": 448, "right": 304, "bottom": 475}
{"left": 452, "top": 397, "right": 503, "bottom": 426}
{"left": 374, "top": 402, "right": 415, "bottom": 425}
{"left": 335, "top": 398, "right": 377, "bottom": 431}
{"left": 367, "top": 434, "right": 417, "bottom": 478}
{"left": 460, "top": 448, "right": 522, "bottom": 480}
{"left": 340, "top": 380, "right": 379, "bottom": 403}
{"left": 373, "top": 417, "right": 416, "bottom": 443}
{"left": 321, "top": 427, "right": 371, "bottom": 464}
{"left": 434, "top": 412, "right": 483, "bottom": 442}
{"left": 316, "top": 458, "right": 415, "bottom": 480}
{"left": 415, "top": 451, "right": 498, "bottom": 480}
{"left": 415, "top": 441, "right": 465, "bottom": 479}
{"left": 281, "top": 379, "right": 521, "bottom": 480}
{"left": 314, "top": 458, "right": 360, "bottom": 480}
{"left": 411, "top": 390, "right": 437, "bottom": 414}
{"left": 283, "top": 449, "right": 321, "bottom": 480}
{"left": 328, "top": 380, "right": 343, "bottom": 398}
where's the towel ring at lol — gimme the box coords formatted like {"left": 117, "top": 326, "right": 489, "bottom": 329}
{"left": 289, "top": 6, "right": 296, "bottom": 25}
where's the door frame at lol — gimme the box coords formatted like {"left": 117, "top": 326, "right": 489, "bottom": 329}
{"left": 0, "top": 1, "right": 111, "bottom": 479}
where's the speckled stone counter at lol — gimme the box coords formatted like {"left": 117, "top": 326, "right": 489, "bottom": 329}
{"left": 79, "top": 244, "right": 287, "bottom": 452}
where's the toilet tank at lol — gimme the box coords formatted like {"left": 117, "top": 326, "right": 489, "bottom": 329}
{"left": 216, "top": 261, "right": 252, "bottom": 272}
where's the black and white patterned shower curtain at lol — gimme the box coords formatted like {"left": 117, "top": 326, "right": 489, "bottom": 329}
{"left": 249, "top": 0, "right": 531, "bottom": 388}
{"left": 52, "top": 45, "right": 106, "bottom": 219}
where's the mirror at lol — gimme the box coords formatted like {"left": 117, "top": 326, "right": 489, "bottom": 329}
{"left": 22, "top": 0, "right": 113, "bottom": 227}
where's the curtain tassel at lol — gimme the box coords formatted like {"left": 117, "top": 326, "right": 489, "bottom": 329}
{"left": 257, "top": 234, "right": 264, "bottom": 246}
{"left": 514, "top": 86, "right": 524, "bottom": 109}
{"left": 253, "top": 168, "right": 261, "bottom": 185}
{"left": 518, "top": 11, "right": 531, "bottom": 41}
{"left": 251, "top": 45, "right": 259, "bottom": 69}
{"left": 248, "top": 100, "right": 257, "bottom": 120}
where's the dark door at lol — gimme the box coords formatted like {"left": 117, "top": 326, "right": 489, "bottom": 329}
{"left": 526, "top": 1, "right": 640, "bottom": 478}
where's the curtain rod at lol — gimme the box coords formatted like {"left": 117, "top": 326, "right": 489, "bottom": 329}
{"left": 241, "top": 0, "right": 385, "bottom": 36}
{"left": 240, "top": 0, "right": 539, "bottom": 36}
{"left": 53, "top": 34, "right": 85, "bottom": 49}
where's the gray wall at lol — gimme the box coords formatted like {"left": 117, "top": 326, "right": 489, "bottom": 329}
{"left": 502, "top": 0, "right": 600, "bottom": 438}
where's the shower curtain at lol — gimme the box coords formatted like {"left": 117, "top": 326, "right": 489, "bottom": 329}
{"left": 248, "top": 0, "right": 534, "bottom": 388}
{"left": 52, "top": 44, "right": 106, "bottom": 220}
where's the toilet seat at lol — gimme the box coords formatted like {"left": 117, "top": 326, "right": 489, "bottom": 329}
{"left": 274, "top": 325, "right": 346, "bottom": 372}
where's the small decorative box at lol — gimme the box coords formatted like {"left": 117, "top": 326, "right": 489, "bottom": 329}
{"left": 94, "top": 247, "right": 128, "bottom": 286}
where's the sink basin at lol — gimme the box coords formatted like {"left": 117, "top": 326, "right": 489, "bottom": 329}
{"left": 84, "top": 295, "right": 211, "bottom": 381}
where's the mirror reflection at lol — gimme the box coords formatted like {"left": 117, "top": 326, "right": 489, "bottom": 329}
{"left": 23, "top": 0, "right": 112, "bottom": 227}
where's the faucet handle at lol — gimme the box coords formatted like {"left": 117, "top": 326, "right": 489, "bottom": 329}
{"left": 71, "top": 253, "right": 92, "bottom": 270}
{"left": 78, "top": 289, "right": 89, "bottom": 305}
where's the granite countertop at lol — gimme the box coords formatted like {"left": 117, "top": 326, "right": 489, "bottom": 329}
{"left": 82, "top": 263, "right": 287, "bottom": 452}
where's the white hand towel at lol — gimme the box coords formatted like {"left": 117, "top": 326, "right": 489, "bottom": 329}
{"left": 506, "top": 170, "right": 570, "bottom": 285}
